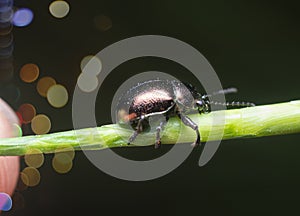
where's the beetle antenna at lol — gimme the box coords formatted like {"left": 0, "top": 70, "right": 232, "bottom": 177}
{"left": 208, "top": 100, "right": 255, "bottom": 107}
{"left": 202, "top": 87, "right": 238, "bottom": 98}
{"left": 212, "top": 87, "right": 238, "bottom": 95}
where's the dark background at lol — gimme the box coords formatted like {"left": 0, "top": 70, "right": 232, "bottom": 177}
{"left": 2, "top": 0, "right": 300, "bottom": 215}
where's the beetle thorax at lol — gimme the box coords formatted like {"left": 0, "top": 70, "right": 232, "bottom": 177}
{"left": 172, "top": 83, "right": 195, "bottom": 111}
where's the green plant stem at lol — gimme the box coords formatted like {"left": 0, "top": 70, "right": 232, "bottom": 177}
{"left": 1, "top": 100, "right": 300, "bottom": 156}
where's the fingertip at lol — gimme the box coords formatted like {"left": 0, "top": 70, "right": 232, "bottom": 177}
{"left": 0, "top": 99, "right": 20, "bottom": 197}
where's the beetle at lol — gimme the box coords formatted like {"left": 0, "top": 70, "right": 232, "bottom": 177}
{"left": 117, "top": 80, "right": 254, "bottom": 148}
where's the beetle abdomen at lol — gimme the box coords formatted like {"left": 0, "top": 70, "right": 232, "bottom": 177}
{"left": 129, "top": 89, "right": 175, "bottom": 117}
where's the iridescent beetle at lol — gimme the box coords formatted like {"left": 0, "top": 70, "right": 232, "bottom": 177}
{"left": 117, "top": 80, "right": 254, "bottom": 148}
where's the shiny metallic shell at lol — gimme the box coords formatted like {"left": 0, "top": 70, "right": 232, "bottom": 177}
{"left": 129, "top": 88, "right": 175, "bottom": 117}
{"left": 117, "top": 80, "right": 195, "bottom": 122}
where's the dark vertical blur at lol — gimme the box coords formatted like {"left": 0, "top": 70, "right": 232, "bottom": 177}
{"left": 2, "top": 0, "right": 300, "bottom": 215}
{"left": 0, "top": 0, "right": 15, "bottom": 106}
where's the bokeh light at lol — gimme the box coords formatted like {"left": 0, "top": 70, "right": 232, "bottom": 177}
{"left": 49, "top": 1, "right": 70, "bottom": 19}
{"left": 0, "top": 42, "right": 13, "bottom": 56}
{"left": 47, "top": 84, "right": 68, "bottom": 108}
{"left": 77, "top": 72, "right": 99, "bottom": 92}
{"left": 24, "top": 148, "right": 44, "bottom": 168}
{"left": 0, "top": 8, "right": 13, "bottom": 23}
{"left": 78, "top": 55, "right": 102, "bottom": 92}
{"left": 18, "top": 103, "right": 36, "bottom": 124}
{"left": 21, "top": 167, "right": 41, "bottom": 187}
{"left": 12, "top": 123, "right": 22, "bottom": 137}
{"left": 0, "top": 193, "right": 12, "bottom": 211}
{"left": 80, "top": 55, "right": 93, "bottom": 70}
{"left": 80, "top": 55, "right": 102, "bottom": 75}
{"left": 0, "top": 22, "right": 13, "bottom": 35}
{"left": 55, "top": 146, "right": 75, "bottom": 160}
{"left": 0, "top": 33, "right": 12, "bottom": 48}
{"left": 12, "top": 8, "right": 34, "bottom": 27}
{"left": 19, "top": 63, "right": 39, "bottom": 83}
{"left": 94, "top": 14, "right": 112, "bottom": 32}
{"left": 36, "top": 76, "right": 56, "bottom": 97}
{"left": 0, "top": 0, "right": 13, "bottom": 13}
{"left": 31, "top": 114, "right": 51, "bottom": 135}
{"left": 52, "top": 152, "right": 73, "bottom": 174}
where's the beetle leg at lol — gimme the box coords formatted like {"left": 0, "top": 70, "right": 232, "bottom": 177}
{"left": 128, "top": 131, "right": 138, "bottom": 145}
{"left": 155, "top": 121, "right": 166, "bottom": 149}
{"left": 128, "top": 116, "right": 145, "bottom": 145}
{"left": 177, "top": 113, "right": 201, "bottom": 147}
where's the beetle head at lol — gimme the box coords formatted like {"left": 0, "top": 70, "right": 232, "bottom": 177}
{"left": 182, "top": 82, "right": 201, "bottom": 99}
{"left": 195, "top": 96, "right": 210, "bottom": 113}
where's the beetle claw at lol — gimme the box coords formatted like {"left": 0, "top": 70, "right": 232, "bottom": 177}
{"left": 191, "top": 138, "right": 201, "bottom": 148}
{"left": 191, "top": 142, "right": 198, "bottom": 148}
{"left": 155, "top": 141, "right": 161, "bottom": 149}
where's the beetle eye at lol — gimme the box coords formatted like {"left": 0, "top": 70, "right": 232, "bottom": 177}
{"left": 196, "top": 100, "right": 203, "bottom": 107}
